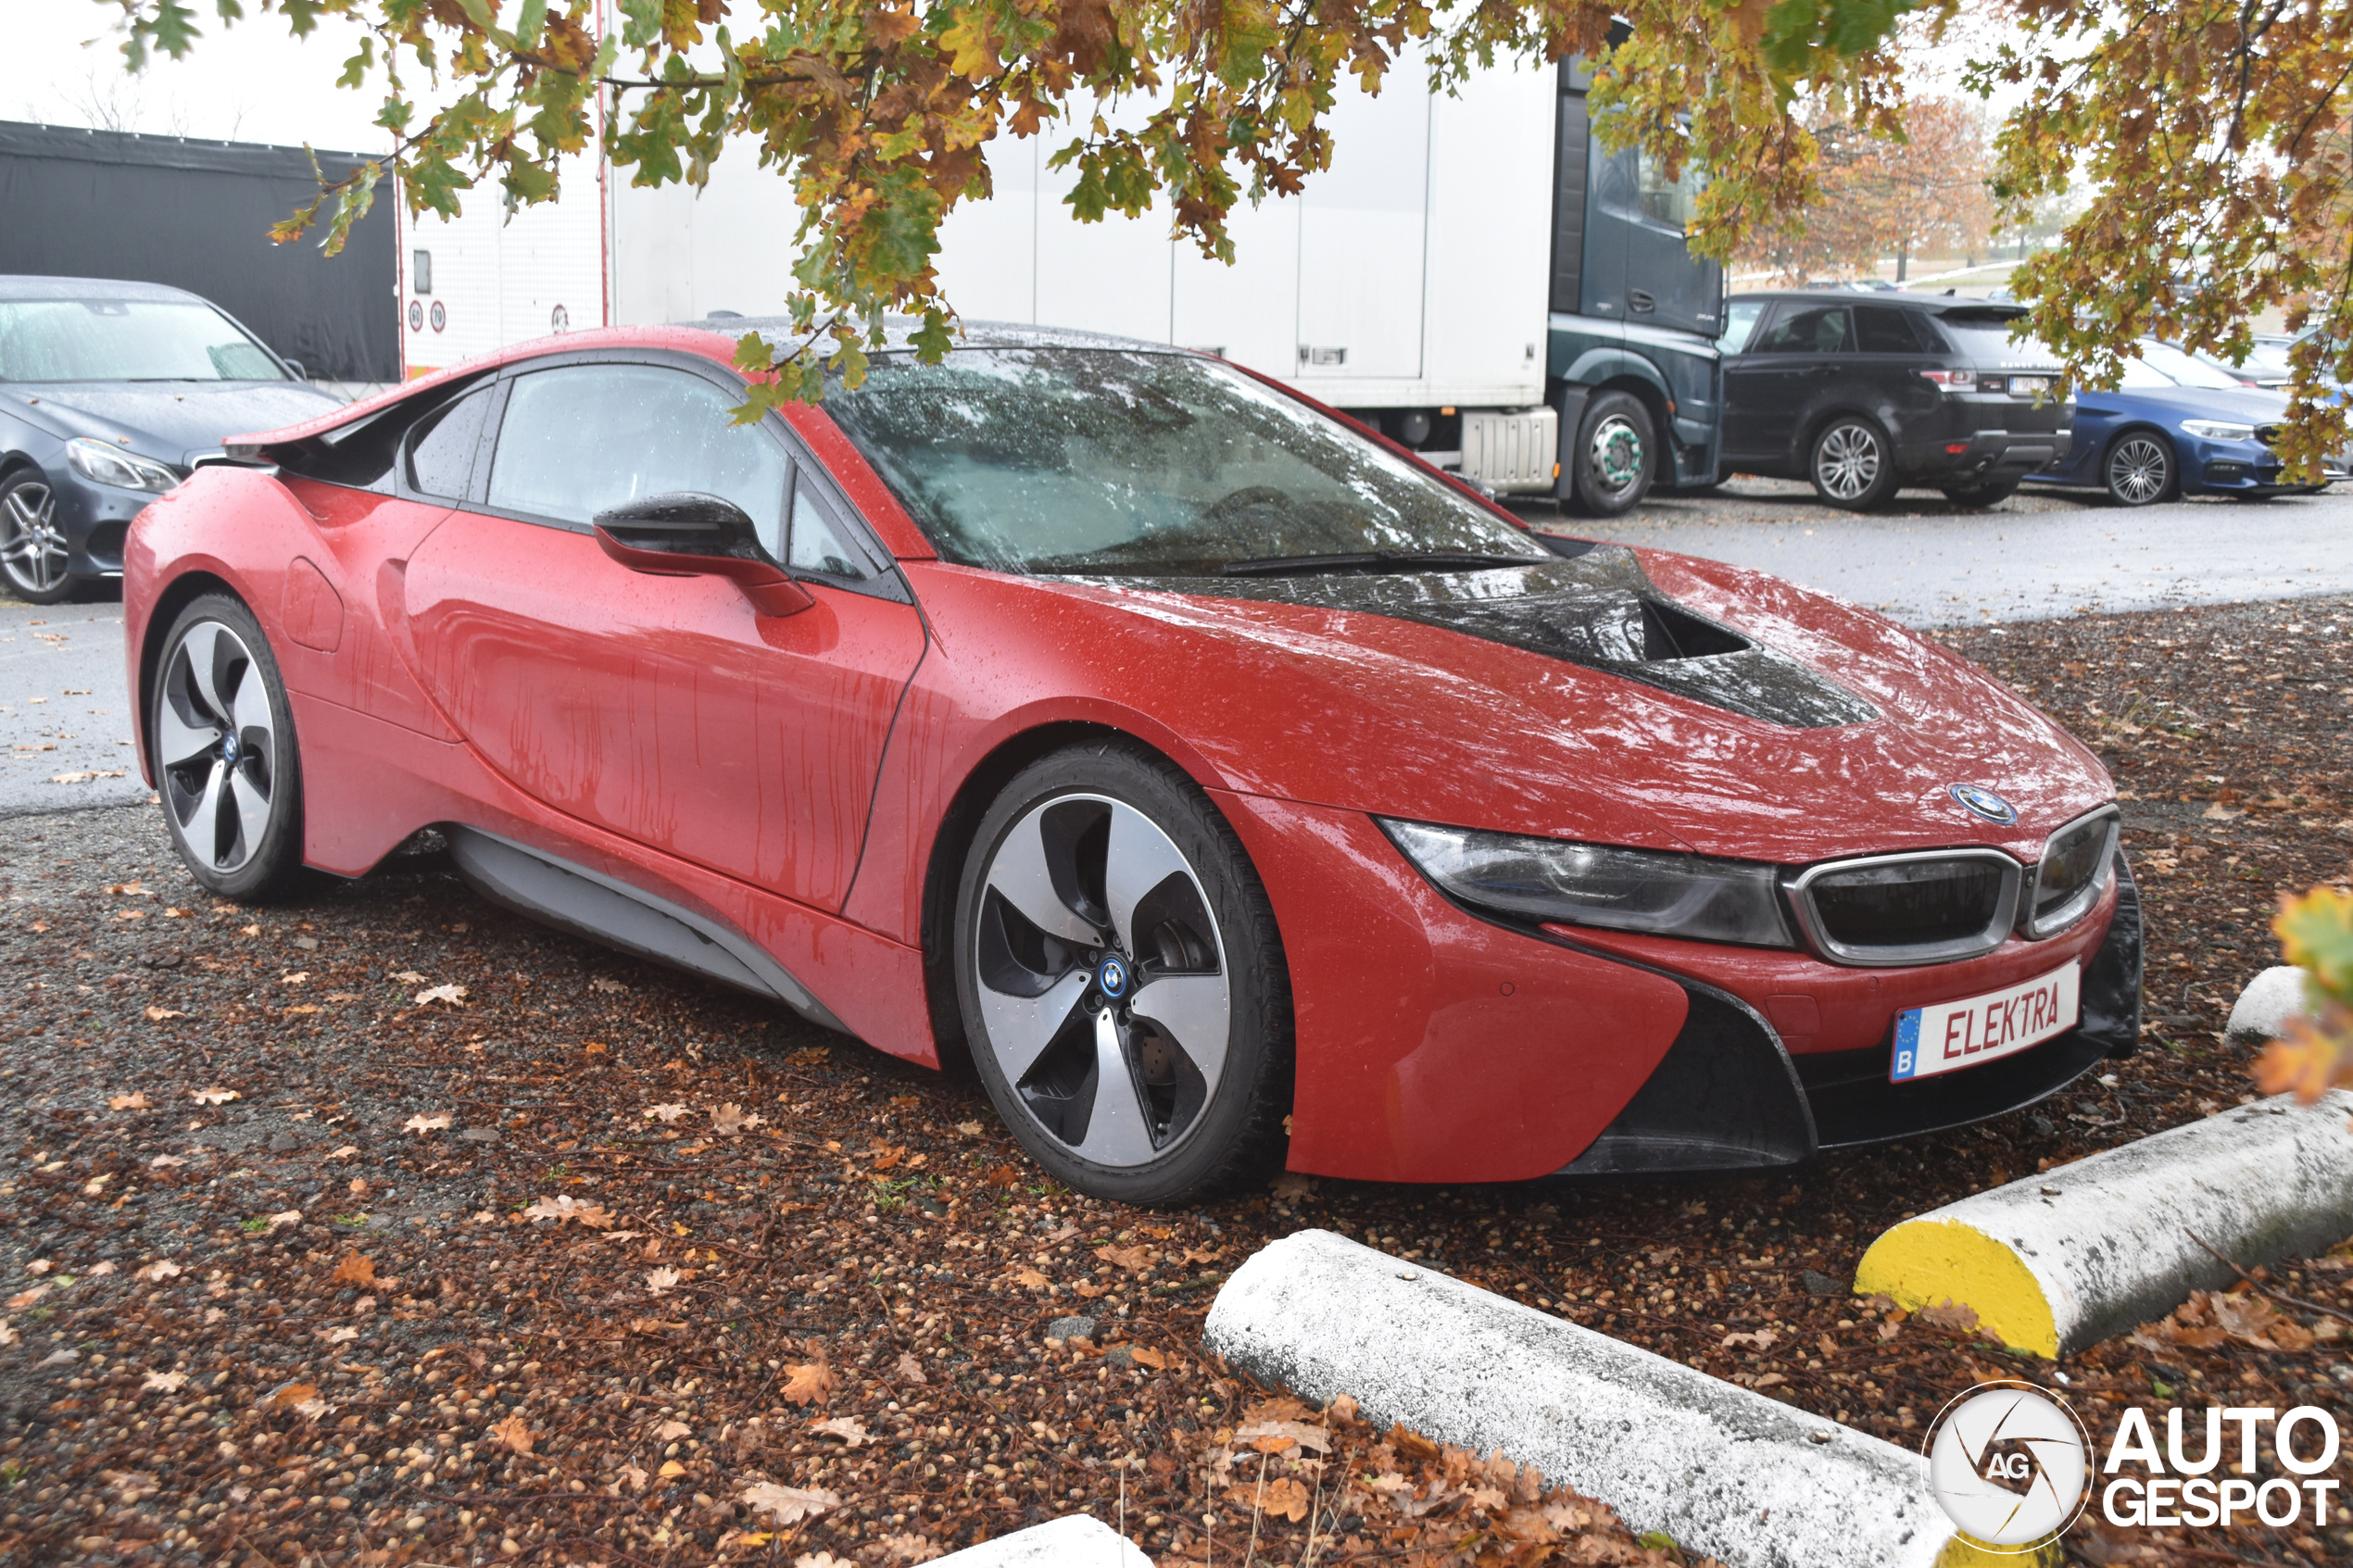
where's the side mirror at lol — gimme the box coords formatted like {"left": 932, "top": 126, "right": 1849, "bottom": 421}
{"left": 592, "top": 492, "right": 813, "bottom": 617}
{"left": 283, "top": 358, "right": 308, "bottom": 382}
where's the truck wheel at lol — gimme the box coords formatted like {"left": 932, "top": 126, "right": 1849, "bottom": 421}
{"left": 1808, "top": 416, "right": 1900, "bottom": 510}
{"left": 1564, "top": 392, "right": 1655, "bottom": 518}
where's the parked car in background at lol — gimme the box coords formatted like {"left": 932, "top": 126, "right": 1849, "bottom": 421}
{"left": 2025, "top": 340, "right": 2347, "bottom": 506}
{"left": 2184, "top": 335, "right": 2296, "bottom": 389}
{"left": 1718, "top": 291, "right": 2071, "bottom": 508}
{"left": 0, "top": 275, "right": 339, "bottom": 602}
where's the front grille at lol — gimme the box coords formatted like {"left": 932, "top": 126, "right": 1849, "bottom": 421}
{"left": 2027, "top": 806, "right": 2120, "bottom": 937}
{"left": 1788, "top": 849, "right": 2022, "bottom": 967}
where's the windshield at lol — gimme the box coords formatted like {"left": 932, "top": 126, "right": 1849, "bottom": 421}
{"left": 0, "top": 298, "right": 285, "bottom": 383}
{"left": 821, "top": 348, "right": 1552, "bottom": 576}
{"left": 2120, "top": 341, "right": 2246, "bottom": 391}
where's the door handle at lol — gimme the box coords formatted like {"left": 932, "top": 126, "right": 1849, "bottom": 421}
{"left": 1628, "top": 290, "right": 1656, "bottom": 313}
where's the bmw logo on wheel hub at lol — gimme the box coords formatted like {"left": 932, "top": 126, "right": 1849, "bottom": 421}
{"left": 1095, "top": 953, "right": 1129, "bottom": 1000}
{"left": 1947, "top": 783, "right": 2018, "bottom": 824}
{"left": 220, "top": 732, "right": 241, "bottom": 766}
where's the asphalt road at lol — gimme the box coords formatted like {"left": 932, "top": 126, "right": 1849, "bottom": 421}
{"left": 1527, "top": 477, "right": 2353, "bottom": 628}
{"left": 4, "top": 477, "right": 2349, "bottom": 816}
{"left": 0, "top": 599, "right": 145, "bottom": 819}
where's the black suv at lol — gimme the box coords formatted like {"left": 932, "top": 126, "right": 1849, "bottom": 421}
{"left": 1718, "top": 292, "right": 2072, "bottom": 508}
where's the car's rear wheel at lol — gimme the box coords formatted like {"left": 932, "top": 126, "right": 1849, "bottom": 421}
{"left": 953, "top": 742, "right": 1290, "bottom": 1205}
{"left": 2104, "top": 433, "right": 2177, "bottom": 506}
{"left": 151, "top": 595, "right": 310, "bottom": 901}
{"left": 0, "top": 471, "right": 84, "bottom": 605}
{"left": 1940, "top": 474, "right": 2020, "bottom": 507}
{"left": 1808, "top": 417, "right": 1899, "bottom": 509}
{"left": 1563, "top": 391, "right": 1655, "bottom": 518}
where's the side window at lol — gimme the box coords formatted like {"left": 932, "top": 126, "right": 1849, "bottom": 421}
{"left": 1635, "top": 149, "right": 1704, "bottom": 232}
{"left": 1854, "top": 306, "right": 1924, "bottom": 354}
{"left": 405, "top": 384, "right": 495, "bottom": 499}
{"left": 485, "top": 363, "right": 786, "bottom": 541}
{"left": 1752, "top": 306, "right": 1850, "bottom": 355}
{"left": 785, "top": 480, "right": 872, "bottom": 579}
{"left": 1720, "top": 298, "right": 1767, "bottom": 352}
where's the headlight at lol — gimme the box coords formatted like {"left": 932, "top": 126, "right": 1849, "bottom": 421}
{"left": 2179, "top": 419, "right": 2258, "bottom": 442}
{"left": 65, "top": 436, "right": 181, "bottom": 493}
{"left": 1380, "top": 819, "right": 1794, "bottom": 947}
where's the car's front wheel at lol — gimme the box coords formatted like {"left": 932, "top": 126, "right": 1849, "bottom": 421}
{"left": 2104, "top": 433, "right": 2177, "bottom": 506}
{"left": 953, "top": 742, "right": 1291, "bottom": 1205}
{"left": 151, "top": 595, "right": 311, "bottom": 901}
{"left": 1808, "top": 417, "right": 1899, "bottom": 509}
{"left": 0, "top": 470, "right": 84, "bottom": 604}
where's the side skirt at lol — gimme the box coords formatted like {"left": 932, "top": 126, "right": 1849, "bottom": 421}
{"left": 445, "top": 825, "right": 848, "bottom": 1035}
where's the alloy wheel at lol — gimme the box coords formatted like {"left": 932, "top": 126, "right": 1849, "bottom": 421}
{"left": 2107, "top": 436, "right": 2171, "bottom": 505}
{"left": 971, "top": 793, "right": 1231, "bottom": 1168}
{"left": 0, "top": 480, "right": 69, "bottom": 597}
{"left": 1584, "top": 415, "right": 1645, "bottom": 501}
{"left": 157, "top": 621, "right": 279, "bottom": 874}
{"left": 1815, "top": 423, "right": 1882, "bottom": 501}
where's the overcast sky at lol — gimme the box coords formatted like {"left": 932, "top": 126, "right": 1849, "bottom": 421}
{"left": 0, "top": 6, "right": 392, "bottom": 151}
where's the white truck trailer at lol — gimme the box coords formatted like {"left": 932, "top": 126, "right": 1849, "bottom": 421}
{"left": 396, "top": 53, "right": 1722, "bottom": 508}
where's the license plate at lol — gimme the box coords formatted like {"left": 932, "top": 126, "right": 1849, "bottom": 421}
{"left": 2008, "top": 375, "right": 2055, "bottom": 395}
{"left": 1892, "top": 961, "right": 2081, "bottom": 1082}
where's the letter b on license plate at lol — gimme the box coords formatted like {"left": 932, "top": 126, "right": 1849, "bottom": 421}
{"left": 1892, "top": 961, "right": 2081, "bottom": 1082}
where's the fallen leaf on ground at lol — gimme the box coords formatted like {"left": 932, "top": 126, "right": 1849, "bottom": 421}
{"left": 141, "top": 1371, "right": 188, "bottom": 1393}
{"left": 1012, "top": 1268, "right": 1050, "bottom": 1289}
{"left": 391, "top": 970, "right": 427, "bottom": 985}
{"left": 954, "top": 1122, "right": 983, "bottom": 1136}
{"left": 134, "top": 1260, "right": 182, "bottom": 1282}
{"left": 403, "top": 1112, "right": 453, "bottom": 1134}
{"left": 330, "top": 1253, "right": 375, "bottom": 1286}
{"left": 811, "top": 1416, "right": 872, "bottom": 1447}
{"left": 1129, "top": 1345, "right": 1168, "bottom": 1370}
{"left": 619, "top": 1463, "right": 649, "bottom": 1492}
{"left": 414, "top": 983, "right": 466, "bottom": 1007}
{"left": 1236, "top": 1418, "right": 1332, "bottom": 1455}
{"left": 321, "top": 1326, "right": 359, "bottom": 1345}
{"left": 1270, "top": 1172, "right": 1315, "bottom": 1198}
{"left": 327, "top": 1146, "right": 359, "bottom": 1160}
{"left": 590, "top": 976, "right": 628, "bottom": 993}
{"left": 108, "top": 1092, "right": 151, "bottom": 1110}
{"left": 263, "top": 1381, "right": 320, "bottom": 1411}
{"left": 148, "top": 1154, "right": 186, "bottom": 1169}
{"left": 711, "top": 1102, "right": 764, "bottom": 1135}
{"left": 654, "top": 1419, "right": 693, "bottom": 1442}
{"left": 1095, "top": 1244, "right": 1152, "bottom": 1273}
{"left": 489, "top": 1414, "right": 535, "bottom": 1454}
{"left": 86, "top": 1261, "right": 115, "bottom": 1276}
{"left": 523, "top": 1195, "right": 617, "bottom": 1229}
{"left": 265, "top": 1210, "right": 301, "bottom": 1231}
{"left": 881, "top": 1536, "right": 943, "bottom": 1563}
{"left": 780, "top": 1361, "right": 837, "bottom": 1407}
{"left": 190, "top": 1088, "right": 238, "bottom": 1105}
{"left": 740, "top": 1482, "right": 840, "bottom": 1526}
{"left": 1917, "top": 1299, "right": 1981, "bottom": 1334}
{"left": 894, "top": 1350, "right": 926, "bottom": 1384}
{"left": 644, "top": 1102, "right": 689, "bottom": 1123}
{"left": 6, "top": 1286, "right": 47, "bottom": 1311}
{"left": 1721, "top": 1328, "right": 1779, "bottom": 1351}
{"left": 645, "top": 1267, "right": 682, "bottom": 1295}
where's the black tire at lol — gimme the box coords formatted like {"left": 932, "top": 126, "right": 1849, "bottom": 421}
{"left": 1563, "top": 391, "right": 1655, "bottom": 519}
{"left": 2103, "top": 431, "right": 2177, "bottom": 507}
{"left": 1807, "top": 416, "right": 1900, "bottom": 509}
{"left": 1941, "top": 474, "right": 2020, "bottom": 507}
{"left": 150, "top": 594, "right": 312, "bottom": 902}
{"left": 0, "top": 469, "right": 89, "bottom": 604}
{"left": 952, "top": 741, "right": 1291, "bottom": 1205}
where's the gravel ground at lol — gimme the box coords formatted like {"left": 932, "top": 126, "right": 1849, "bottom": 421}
{"left": 2, "top": 596, "right": 2350, "bottom": 1567}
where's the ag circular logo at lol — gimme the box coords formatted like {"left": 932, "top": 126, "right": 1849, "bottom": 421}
{"left": 1947, "top": 782, "right": 2019, "bottom": 824}
{"left": 1095, "top": 954, "right": 1128, "bottom": 999}
{"left": 1924, "top": 1381, "right": 2091, "bottom": 1550}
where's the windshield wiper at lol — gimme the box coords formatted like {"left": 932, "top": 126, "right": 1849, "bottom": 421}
{"left": 1220, "top": 550, "right": 1539, "bottom": 578}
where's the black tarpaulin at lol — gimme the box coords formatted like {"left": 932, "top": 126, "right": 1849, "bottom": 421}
{"left": 0, "top": 120, "right": 396, "bottom": 382}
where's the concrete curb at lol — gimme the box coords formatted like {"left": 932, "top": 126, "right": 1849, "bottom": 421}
{"left": 2226, "top": 965, "right": 2313, "bottom": 1042}
{"left": 1855, "top": 1091, "right": 2353, "bottom": 1358}
{"left": 931, "top": 1513, "right": 1151, "bottom": 1566}
{"left": 1203, "top": 1229, "right": 1989, "bottom": 1568}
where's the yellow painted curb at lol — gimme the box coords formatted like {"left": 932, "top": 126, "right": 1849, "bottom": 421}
{"left": 1933, "top": 1534, "right": 2066, "bottom": 1567}
{"left": 1853, "top": 1217, "right": 2060, "bottom": 1359}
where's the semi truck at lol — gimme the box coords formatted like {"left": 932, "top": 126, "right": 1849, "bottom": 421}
{"left": 396, "top": 53, "right": 1726, "bottom": 514}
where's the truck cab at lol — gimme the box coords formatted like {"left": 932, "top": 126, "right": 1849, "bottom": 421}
{"left": 1546, "top": 57, "right": 1727, "bottom": 517}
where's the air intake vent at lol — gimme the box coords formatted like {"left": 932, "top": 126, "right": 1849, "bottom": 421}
{"left": 1789, "top": 849, "right": 2023, "bottom": 967}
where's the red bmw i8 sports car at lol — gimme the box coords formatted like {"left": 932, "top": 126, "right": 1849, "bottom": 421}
{"left": 124, "top": 322, "right": 2140, "bottom": 1204}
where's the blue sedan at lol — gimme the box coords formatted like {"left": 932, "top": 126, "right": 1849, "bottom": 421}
{"left": 2029, "top": 340, "right": 2348, "bottom": 506}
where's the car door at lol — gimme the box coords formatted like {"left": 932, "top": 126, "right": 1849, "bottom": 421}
{"left": 1723, "top": 302, "right": 1850, "bottom": 469}
{"left": 1849, "top": 305, "right": 1944, "bottom": 461}
{"left": 400, "top": 356, "right": 926, "bottom": 913}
